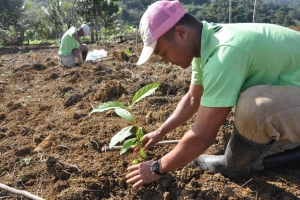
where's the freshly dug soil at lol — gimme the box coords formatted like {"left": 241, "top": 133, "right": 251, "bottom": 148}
{"left": 0, "top": 40, "right": 299, "bottom": 200}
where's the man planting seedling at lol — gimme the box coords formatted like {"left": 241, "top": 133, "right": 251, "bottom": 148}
{"left": 58, "top": 24, "right": 89, "bottom": 67}
{"left": 126, "top": 0, "right": 300, "bottom": 188}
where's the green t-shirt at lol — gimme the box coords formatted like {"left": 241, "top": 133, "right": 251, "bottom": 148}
{"left": 192, "top": 21, "right": 300, "bottom": 107}
{"left": 58, "top": 27, "right": 80, "bottom": 56}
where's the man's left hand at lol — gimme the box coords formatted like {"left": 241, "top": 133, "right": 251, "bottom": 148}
{"left": 126, "top": 160, "right": 161, "bottom": 188}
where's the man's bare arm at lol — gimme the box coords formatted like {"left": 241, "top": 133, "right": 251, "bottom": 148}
{"left": 73, "top": 32, "right": 83, "bottom": 48}
{"left": 156, "top": 84, "right": 203, "bottom": 136}
{"left": 141, "top": 84, "right": 203, "bottom": 150}
{"left": 127, "top": 106, "right": 231, "bottom": 188}
{"left": 159, "top": 106, "right": 231, "bottom": 173}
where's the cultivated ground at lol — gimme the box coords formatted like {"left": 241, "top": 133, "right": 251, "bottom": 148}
{"left": 0, "top": 39, "right": 299, "bottom": 200}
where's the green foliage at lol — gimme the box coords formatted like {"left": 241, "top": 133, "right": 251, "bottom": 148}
{"left": 6, "top": 60, "right": 15, "bottom": 67}
{"left": 123, "top": 25, "right": 136, "bottom": 36}
{"left": 56, "top": 0, "right": 76, "bottom": 29}
{"left": 1, "top": 0, "right": 300, "bottom": 46}
{"left": 24, "top": 29, "right": 36, "bottom": 44}
{"left": 0, "top": 0, "right": 24, "bottom": 29}
{"left": 131, "top": 83, "right": 159, "bottom": 105}
{"left": 263, "top": 0, "right": 300, "bottom": 5}
{"left": 0, "top": 0, "right": 30, "bottom": 46}
{"left": 121, "top": 0, "right": 300, "bottom": 27}
{"left": 26, "top": 40, "right": 41, "bottom": 45}
{"left": 92, "top": 83, "right": 159, "bottom": 163}
{"left": 124, "top": 48, "right": 132, "bottom": 56}
{"left": 23, "top": 156, "right": 33, "bottom": 165}
{"left": 20, "top": 96, "right": 41, "bottom": 104}
{"left": 0, "top": 26, "right": 24, "bottom": 46}
{"left": 181, "top": 0, "right": 300, "bottom": 25}
{"left": 77, "top": 0, "right": 121, "bottom": 40}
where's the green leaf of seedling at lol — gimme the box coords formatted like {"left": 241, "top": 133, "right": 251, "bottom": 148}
{"left": 132, "top": 159, "right": 140, "bottom": 164}
{"left": 132, "top": 158, "right": 143, "bottom": 164}
{"left": 23, "top": 156, "right": 33, "bottom": 165}
{"left": 91, "top": 101, "right": 126, "bottom": 113}
{"left": 140, "top": 148, "right": 146, "bottom": 158}
{"left": 134, "top": 140, "right": 141, "bottom": 148}
{"left": 120, "top": 138, "right": 136, "bottom": 155}
{"left": 137, "top": 127, "right": 144, "bottom": 140}
{"left": 115, "top": 108, "right": 135, "bottom": 123}
{"left": 131, "top": 83, "right": 159, "bottom": 106}
{"left": 109, "top": 126, "right": 134, "bottom": 149}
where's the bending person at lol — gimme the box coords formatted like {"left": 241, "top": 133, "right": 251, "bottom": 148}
{"left": 126, "top": 0, "right": 300, "bottom": 188}
{"left": 58, "top": 24, "right": 89, "bottom": 67}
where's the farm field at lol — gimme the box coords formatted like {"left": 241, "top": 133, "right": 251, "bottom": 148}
{"left": 0, "top": 40, "right": 299, "bottom": 200}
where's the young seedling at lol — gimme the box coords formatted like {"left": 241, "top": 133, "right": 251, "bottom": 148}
{"left": 91, "top": 83, "right": 159, "bottom": 164}
{"left": 23, "top": 156, "right": 33, "bottom": 165}
{"left": 124, "top": 48, "right": 132, "bottom": 56}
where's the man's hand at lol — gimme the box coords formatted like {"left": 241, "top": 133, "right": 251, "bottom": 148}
{"left": 126, "top": 160, "right": 161, "bottom": 188}
{"left": 77, "top": 57, "right": 83, "bottom": 65}
{"left": 134, "top": 130, "right": 164, "bottom": 152}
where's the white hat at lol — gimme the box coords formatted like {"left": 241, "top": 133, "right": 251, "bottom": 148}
{"left": 81, "top": 24, "right": 89, "bottom": 36}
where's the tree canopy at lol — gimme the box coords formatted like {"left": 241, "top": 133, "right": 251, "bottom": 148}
{"left": 1, "top": 0, "right": 300, "bottom": 46}
{"left": 120, "top": 0, "right": 300, "bottom": 26}
{"left": 0, "top": 0, "right": 24, "bottom": 29}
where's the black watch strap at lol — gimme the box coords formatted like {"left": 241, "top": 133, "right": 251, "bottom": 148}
{"left": 152, "top": 160, "right": 167, "bottom": 176}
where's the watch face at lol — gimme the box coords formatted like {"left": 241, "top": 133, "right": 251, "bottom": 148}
{"left": 152, "top": 162, "right": 158, "bottom": 172}
{"left": 151, "top": 161, "right": 166, "bottom": 175}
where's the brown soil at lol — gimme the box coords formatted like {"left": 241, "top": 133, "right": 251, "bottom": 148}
{"left": 0, "top": 40, "right": 299, "bottom": 200}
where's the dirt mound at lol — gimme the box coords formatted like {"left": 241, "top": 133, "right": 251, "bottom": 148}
{"left": 0, "top": 41, "right": 299, "bottom": 200}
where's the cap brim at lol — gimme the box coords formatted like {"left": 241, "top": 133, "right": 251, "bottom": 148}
{"left": 137, "top": 40, "right": 157, "bottom": 65}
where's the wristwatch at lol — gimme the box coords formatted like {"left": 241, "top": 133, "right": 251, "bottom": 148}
{"left": 151, "top": 160, "right": 167, "bottom": 176}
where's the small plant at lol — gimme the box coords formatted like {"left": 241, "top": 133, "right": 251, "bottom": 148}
{"left": 155, "top": 62, "right": 166, "bottom": 67}
{"left": 23, "top": 156, "right": 33, "bottom": 165}
{"left": 20, "top": 96, "right": 40, "bottom": 104}
{"left": 17, "top": 170, "right": 24, "bottom": 177}
{"left": 124, "top": 48, "right": 132, "bottom": 56}
{"left": 6, "top": 59, "right": 15, "bottom": 67}
{"left": 91, "top": 83, "right": 159, "bottom": 164}
{"left": 2, "top": 69, "right": 14, "bottom": 76}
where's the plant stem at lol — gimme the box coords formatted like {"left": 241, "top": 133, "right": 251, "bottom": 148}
{"left": 0, "top": 183, "right": 44, "bottom": 200}
{"left": 101, "top": 140, "right": 180, "bottom": 151}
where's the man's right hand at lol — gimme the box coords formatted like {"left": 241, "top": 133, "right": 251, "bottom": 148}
{"left": 79, "top": 44, "right": 83, "bottom": 51}
{"left": 134, "top": 130, "right": 164, "bottom": 152}
{"left": 134, "top": 85, "right": 203, "bottom": 152}
{"left": 77, "top": 58, "right": 83, "bottom": 65}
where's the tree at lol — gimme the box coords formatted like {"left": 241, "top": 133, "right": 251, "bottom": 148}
{"left": 0, "top": 0, "right": 24, "bottom": 30}
{"left": 253, "top": 0, "right": 258, "bottom": 22}
{"left": 229, "top": 0, "right": 232, "bottom": 23}
{"left": 77, "top": 0, "right": 120, "bottom": 41}
{"left": 0, "top": 0, "right": 26, "bottom": 46}
{"left": 47, "top": 0, "right": 64, "bottom": 38}
{"left": 99, "top": 0, "right": 121, "bottom": 39}
{"left": 56, "top": 0, "right": 77, "bottom": 29}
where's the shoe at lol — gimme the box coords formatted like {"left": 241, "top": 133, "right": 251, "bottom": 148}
{"left": 188, "top": 126, "right": 274, "bottom": 178}
{"left": 82, "top": 51, "right": 88, "bottom": 62}
{"left": 264, "top": 145, "right": 300, "bottom": 170}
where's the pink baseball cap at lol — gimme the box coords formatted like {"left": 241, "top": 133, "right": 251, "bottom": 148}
{"left": 137, "top": 0, "right": 187, "bottom": 65}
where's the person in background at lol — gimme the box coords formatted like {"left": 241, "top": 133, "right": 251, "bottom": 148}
{"left": 58, "top": 24, "right": 89, "bottom": 67}
{"left": 126, "top": 0, "right": 300, "bottom": 188}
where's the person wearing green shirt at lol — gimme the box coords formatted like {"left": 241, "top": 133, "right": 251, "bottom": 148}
{"left": 126, "top": 0, "right": 300, "bottom": 188}
{"left": 58, "top": 24, "right": 89, "bottom": 67}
